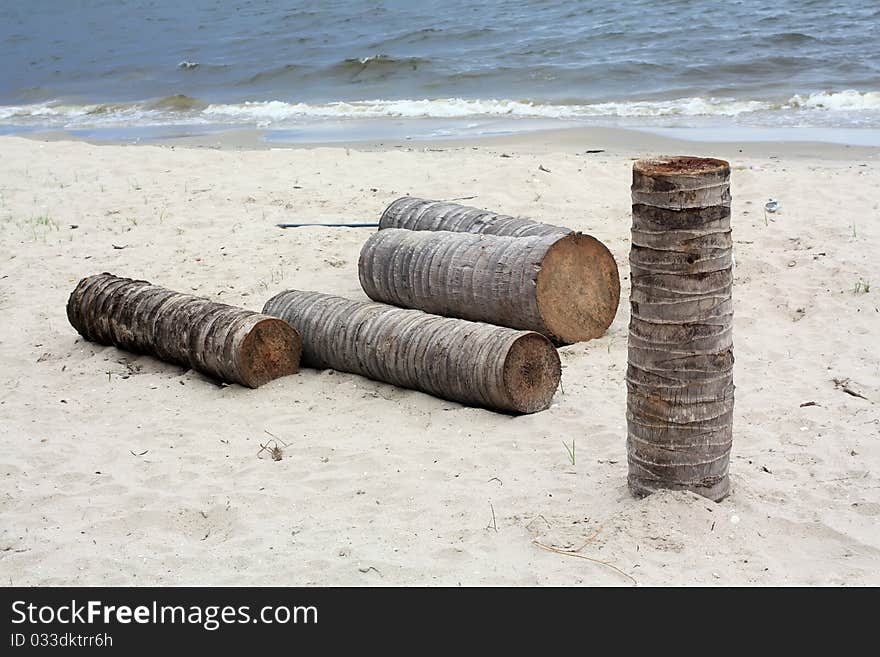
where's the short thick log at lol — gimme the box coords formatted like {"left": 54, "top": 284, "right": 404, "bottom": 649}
{"left": 262, "top": 290, "right": 561, "bottom": 413}
{"left": 380, "top": 197, "right": 572, "bottom": 237}
{"left": 627, "top": 156, "right": 734, "bottom": 502}
{"left": 360, "top": 227, "right": 619, "bottom": 344}
{"left": 67, "top": 273, "right": 302, "bottom": 388}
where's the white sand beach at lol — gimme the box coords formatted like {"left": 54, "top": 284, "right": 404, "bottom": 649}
{"left": 0, "top": 131, "right": 878, "bottom": 585}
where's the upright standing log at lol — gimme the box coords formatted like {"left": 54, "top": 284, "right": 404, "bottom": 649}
{"left": 359, "top": 228, "right": 619, "bottom": 344}
{"left": 262, "top": 290, "right": 561, "bottom": 413}
{"left": 67, "top": 273, "right": 302, "bottom": 388}
{"left": 380, "top": 197, "right": 571, "bottom": 237}
{"left": 627, "top": 156, "right": 734, "bottom": 502}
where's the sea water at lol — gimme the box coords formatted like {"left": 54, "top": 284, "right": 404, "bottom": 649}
{"left": 1, "top": 0, "right": 878, "bottom": 142}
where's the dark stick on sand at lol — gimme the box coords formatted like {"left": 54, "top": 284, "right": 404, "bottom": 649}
{"left": 276, "top": 222, "right": 379, "bottom": 229}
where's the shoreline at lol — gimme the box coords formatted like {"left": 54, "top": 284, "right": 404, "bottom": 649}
{"left": 14, "top": 124, "right": 880, "bottom": 161}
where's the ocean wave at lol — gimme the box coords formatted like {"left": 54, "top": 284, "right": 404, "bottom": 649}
{"left": 147, "top": 94, "right": 208, "bottom": 111}
{"left": 199, "top": 97, "right": 776, "bottom": 121}
{"left": 237, "top": 63, "right": 308, "bottom": 87}
{"left": 330, "top": 55, "right": 429, "bottom": 75}
{"left": 200, "top": 90, "right": 880, "bottom": 120}
{"left": 789, "top": 89, "right": 880, "bottom": 111}
{"left": 1, "top": 90, "right": 878, "bottom": 128}
{"left": 234, "top": 55, "right": 431, "bottom": 88}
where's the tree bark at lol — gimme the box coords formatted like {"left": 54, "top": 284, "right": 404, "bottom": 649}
{"left": 627, "top": 156, "right": 734, "bottom": 502}
{"left": 67, "top": 273, "right": 302, "bottom": 388}
{"left": 359, "top": 228, "right": 619, "bottom": 344}
{"left": 380, "top": 197, "right": 571, "bottom": 237}
{"left": 262, "top": 290, "right": 561, "bottom": 414}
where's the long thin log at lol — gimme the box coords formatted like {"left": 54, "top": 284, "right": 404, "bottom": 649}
{"left": 359, "top": 228, "right": 619, "bottom": 344}
{"left": 67, "top": 273, "right": 302, "bottom": 388}
{"left": 627, "top": 156, "right": 734, "bottom": 502}
{"left": 262, "top": 290, "right": 561, "bottom": 413}
{"left": 380, "top": 197, "right": 571, "bottom": 237}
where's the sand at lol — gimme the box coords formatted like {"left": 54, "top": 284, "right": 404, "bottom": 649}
{"left": 0, "top": 130, "right": 878, "bottom": 586}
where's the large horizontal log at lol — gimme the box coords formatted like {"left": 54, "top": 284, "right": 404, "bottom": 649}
{"left": 67, "top": 273, "right": 301, "bottom": 388}
{"left": 380, "top": 197, "right": 572, "bottom": 237}
{"left": 262, "top": 290, "right": 561, "bottom": 413}
{"left": 359, "top": 227, "right": 619, "bottom": 344}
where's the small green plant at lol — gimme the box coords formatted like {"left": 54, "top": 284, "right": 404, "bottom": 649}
{"left": 269, "top": 262, "right": 285, "bottom": 284}
{"left": 35, "top": 214, "right": 58, "bottom": 230}
{"left": 26, "top": 214, "right": 59, "bottom": 241}
{"left": 563, "top": 440, "right": 576, "bottom": 466}
{"left": 854, "top": 280, "right": 871, "bottom": 294}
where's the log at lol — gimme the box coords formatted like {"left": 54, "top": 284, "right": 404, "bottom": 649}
{"left": 359, "top": 227, "right": 619, "bottom": 344}
{"left": 626, "top": 156, "right": 734, "bottom": 502}
{"left": 380, "top": 197, "right": 571, "bottom": 237}
{"left": 262, "top": 290, "right": 561, "bottom": 413}
{"left": 67, "top": 273, "right": 302, "bottom": 388}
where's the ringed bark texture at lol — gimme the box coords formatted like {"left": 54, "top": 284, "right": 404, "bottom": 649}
{"left": 627, "top": 156, "right": 734, "bottom": 502}
{"left": 380, "top": 197, "right": 571, "bottom": 237}
{"left": 67, "top": 273, "right": 302, "bottom": 388}
{"left": 359, "top": 228, "right": 619, "bottom": 344}
{"left": 263, "top": 290, "right": 561, "bottom": 413}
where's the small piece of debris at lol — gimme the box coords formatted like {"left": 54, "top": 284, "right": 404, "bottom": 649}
{"left": 538, "top": 164, "right": 551, "bottom": 173}
{"left": 800, "top": 401, "right": 819, "bottom": 407}
{"left": 833, "top": 377, "right": 869, "bottom": 400}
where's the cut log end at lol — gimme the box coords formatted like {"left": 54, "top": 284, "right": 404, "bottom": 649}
{"left": 237, "top": 317, "right": 302, "bottom": 388}
{"left": 628, "top": 473, "right": 730, "bottom": 503}
{"left": 633, "top": 156, "right": 730, "bottom": 177}
{"left": 502, "top": 332, "right": 561, "bottom": 413}
{"left": 536, "top": 233, "right": 620, "bottom": 344}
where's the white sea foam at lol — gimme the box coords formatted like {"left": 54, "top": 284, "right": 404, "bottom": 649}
{"left": 789, "top": 90, "right": 880, "bottom": 111}
{"left": 200, "top": 96, "right": 778, "bottom": 120}
{"left": 1, "top": 90, "right": 879, "bottom": 128}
